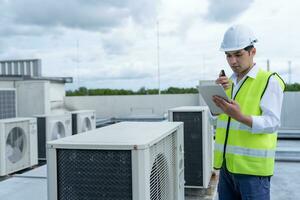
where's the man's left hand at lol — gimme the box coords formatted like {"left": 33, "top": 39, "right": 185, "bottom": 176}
{"left": 212, "top": 95, "right": 252, "bottom": 127}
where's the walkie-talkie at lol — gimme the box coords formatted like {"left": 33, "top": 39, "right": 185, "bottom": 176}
{"left": 220, "top": 69, "right": 226, "bottom": 77}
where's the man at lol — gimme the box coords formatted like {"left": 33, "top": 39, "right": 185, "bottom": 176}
{"left": 212, "top": 24, "right": 285, "bottom": 200}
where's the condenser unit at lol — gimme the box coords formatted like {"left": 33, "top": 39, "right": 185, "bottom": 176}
{"left": 36, "top": 113, "right": 72, "bottom": 160}
{"left": 70, "top": 110, "right": 96, "bottom": 135}
{"left": 47, "top": 122, "right": 185, "bottom": 200}
{"left": 169, "top": 106, "right": 213, "bottom": 188}
{"left": 0, "top": 88, "right": 16, "bottom": 119}
{"left": 0, "top": 118, "right": 38, "bottom": 176}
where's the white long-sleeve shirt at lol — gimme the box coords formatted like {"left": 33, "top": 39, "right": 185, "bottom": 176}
{"left": 214, "top": 64, "right": 284, "bottom": 134}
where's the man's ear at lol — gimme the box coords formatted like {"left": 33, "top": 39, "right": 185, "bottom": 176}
{"left": 251, "top": 47, "right": 256, "bottom": 56}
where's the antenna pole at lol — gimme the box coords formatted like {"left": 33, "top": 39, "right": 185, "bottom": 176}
{"left": 76, "top": 40, "right": 80, "bottom": 88}
{"left": 156, "top": 21, "right": 161, "bottom": 95}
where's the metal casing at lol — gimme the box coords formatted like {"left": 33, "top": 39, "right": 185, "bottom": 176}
{"left": 0, "top": 117, "right": 37, "bottom": 176}
{"left": 36, "top": 113, "right": 72, "bottom": 160}
{"left": 70, "top": 110, "right": 96, "bottom": 135}
{"left": 47, "top": 122, "right": 185, "bottom": 200}
{"left": 168, "top": 106, "right": 213, "bottom": 188}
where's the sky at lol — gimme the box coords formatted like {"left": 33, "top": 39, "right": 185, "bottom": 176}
{"left": 0, "top": 0, "right": 300, "bottom": 90}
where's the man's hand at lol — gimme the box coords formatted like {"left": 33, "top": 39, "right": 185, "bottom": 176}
{"left": 215, "top": 76, "right": 231, "bottom": 90}
{"left": 212, "top": 95, "right": 252, "bottom": 127}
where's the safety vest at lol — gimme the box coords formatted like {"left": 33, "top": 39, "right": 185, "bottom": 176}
{"left": 214, "top": 68, "right": 285, "bottom": 176}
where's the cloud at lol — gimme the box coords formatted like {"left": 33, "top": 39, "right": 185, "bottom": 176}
{"left": 1, "top": 0, "right": 157, "bottom": 34}
{"left": 204, "top": 0, "right": 254, "bottom": 23}
{"left": 77, "top": 67, "right": 153, "bottom": 81}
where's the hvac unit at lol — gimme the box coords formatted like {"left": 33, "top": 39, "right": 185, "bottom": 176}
{"left": 36, "top": 113, "right": 72, "bottom": 160}
{"left": 0, "top": 88, "right": 16, "bottom": 119}
{"left": 0, "top": 59, "right": 42, "bottom": 77}
{"left": 169, "top": 106, "right": 213, "bottom": 188}
{"left": 47, "top": 122, "right": 185, "bottom": 200}
{"left": 0, "top": 118, "right": 38, "bottom": 176}
{"left": 71, "top": 110, "right": 96, "bottom": 135}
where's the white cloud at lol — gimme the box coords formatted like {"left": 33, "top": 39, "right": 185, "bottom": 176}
{"left": 1, "top": 0, "right": 300, "bottom": 90}
{"left": 204, "top": 0, "right": 255, "bottom": 23}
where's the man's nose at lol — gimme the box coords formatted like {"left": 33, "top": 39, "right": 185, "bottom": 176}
{"left": 228, "top": 56, "right": 237, "bottom": 64}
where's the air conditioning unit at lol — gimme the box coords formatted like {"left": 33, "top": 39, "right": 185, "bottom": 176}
{"left": 168, "top": 106, "right": 213, "bottom": 188}
{"left": 0, "top": 88, "right": 16, "bottom": 119}
{"left": 47, "top": 122, "right": 185, "bottom": 200}
{"left": 36, "top": 113, "right": 72, "bottom": 160}
{"left": 70, "top": 110, "right": 96, "bottom": 135}
{"left": 0, "top": 118, "right": 37, "bottom": 176}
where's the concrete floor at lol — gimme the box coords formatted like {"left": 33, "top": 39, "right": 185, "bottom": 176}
{"left": 1, "top": 140, "right": 300, "bottom": 200}
{"left": 271, "top": 161, "right": 300, "bottom": 200}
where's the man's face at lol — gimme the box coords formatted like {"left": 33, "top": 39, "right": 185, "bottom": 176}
{"left": 225, "top": 48, "right": 256, "bottom": 75}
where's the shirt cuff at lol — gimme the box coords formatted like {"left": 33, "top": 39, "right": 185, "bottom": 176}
{"left": 251, "top": 116, "right": 264, "bottom": 134}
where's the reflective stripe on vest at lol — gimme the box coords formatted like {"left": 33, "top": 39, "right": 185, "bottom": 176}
{"left": 214, "top": 143, "right": 275, "bottom": 158}
{"left": 217, "top": 120, "right": 260, "bottom": 133}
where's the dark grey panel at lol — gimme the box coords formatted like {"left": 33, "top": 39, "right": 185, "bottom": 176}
{"left": 1, "top": 63, "right": 6, "bottom": 75}
{"left": 26, "top": 61, "right": 31, "bottom": 75}
{"left": 173, "top": 112, "right": 203, "bottom": 186}
{"left": 32, "top": 60, "right": 42, "bottom": 76}
{"left": 0, "top": 90, "right": 16, "bottom": 119}
{"left": 57, "top": 149, "right": 132, "bottom": 200}
{"left": 37, "top": 117, "right": 46, "bottom": 160}
{"left": 13, "top": 62, "right": 19, "bottom": 75}
{"left": 71, "top": 113, "right": 78, "bottom": 135}
{"left": 20, "top": 62, "right": 25, "bottom": 75}
{"left": 7, "top": 63, "right": 12, "bottom": 75}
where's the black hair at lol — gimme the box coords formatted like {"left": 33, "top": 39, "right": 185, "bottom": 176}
{"left": 244, "top": 45, "right": 254, "bottom": 52}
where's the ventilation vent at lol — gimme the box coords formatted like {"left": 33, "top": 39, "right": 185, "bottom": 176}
{"left": 57, "top": 149, "right": 132, "bottom": 200}
{"left": 150, "top": 133, "right": 175, "bottom": 200}
{"left": 82, "top": 117, "right": 92, "bottom": 132}
{"left": 0, "top": 90, "right": 16, "bottom": 119}
{"left": 173, "top": 112, "right": 204, "bottom": 186}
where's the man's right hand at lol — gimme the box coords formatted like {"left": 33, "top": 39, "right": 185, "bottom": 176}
{"left": 216, "top": 73, "right": 231, "bottom": 90}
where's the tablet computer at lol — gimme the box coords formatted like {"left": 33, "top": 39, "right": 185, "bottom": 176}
{"left": 199, "top": 84, "right": 230, "bottom": 115}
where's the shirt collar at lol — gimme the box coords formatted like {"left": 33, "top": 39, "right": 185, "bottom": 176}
{"left": 230, "top": 63, "right": 258, "bottom": 84}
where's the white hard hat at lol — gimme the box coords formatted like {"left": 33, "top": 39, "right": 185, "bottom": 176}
{"left": 220, "top": 24, "right": 258, "bottom": 52}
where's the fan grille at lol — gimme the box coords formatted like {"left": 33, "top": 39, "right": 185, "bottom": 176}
{"left": 6, "top": 127, "right": 26, "bottom": 164}
{"left": 150, "top": 132, "right": 175, "bottom": 200}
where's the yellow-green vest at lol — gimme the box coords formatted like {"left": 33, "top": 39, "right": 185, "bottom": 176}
{"left": 214, "top": 68, "right": 285, "bottom": 176}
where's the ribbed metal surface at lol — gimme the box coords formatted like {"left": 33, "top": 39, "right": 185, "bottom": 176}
{"left": 173, "top": 112, "right": 203, "bottom": 186}
{"left": 0, "top": 59, "right": 41, "bottom": 77}
{"left": 150, "top": 133, "right": 175, "bottom": 200}
{"left": 57, "top": 149, "right": 132, "bottom": 200}
{"left": 0, "top": 90, "right": 16, "bottom": 119}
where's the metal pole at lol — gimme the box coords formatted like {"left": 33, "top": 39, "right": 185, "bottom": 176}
{"left": 267, "top": 59, "right": 270, "bottom": 71}
{"left": 76, "top": 39, "right": 80, "bottom": 88}
{"left": 288, "top": 60, "right": 292, "bottom": 84}
{"left": 156, "top": 21, "right": 161, "bottom": 95}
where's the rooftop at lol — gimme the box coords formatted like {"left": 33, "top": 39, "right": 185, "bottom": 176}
{"left": 0, "top": 135, "right": 299, "bottom": 200}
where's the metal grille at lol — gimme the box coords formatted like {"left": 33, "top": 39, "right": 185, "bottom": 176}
{"left": 0, "top": 90, "right": 16, "bottom": 119}
{"left": 150, "top": 132, "right": 175, "bottom": 200}
{"left": 0, "top": 59, "right": 41, "bottom": 77}
{"left": 173, "top": 112, "right": 203, "bottom": 186}
{"left": 57, "top": 149, "right": 132, "bottom": 200}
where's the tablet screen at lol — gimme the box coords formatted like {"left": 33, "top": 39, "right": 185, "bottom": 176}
{"left": 199, "top": 84, "right": 229, "bottom": 115}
